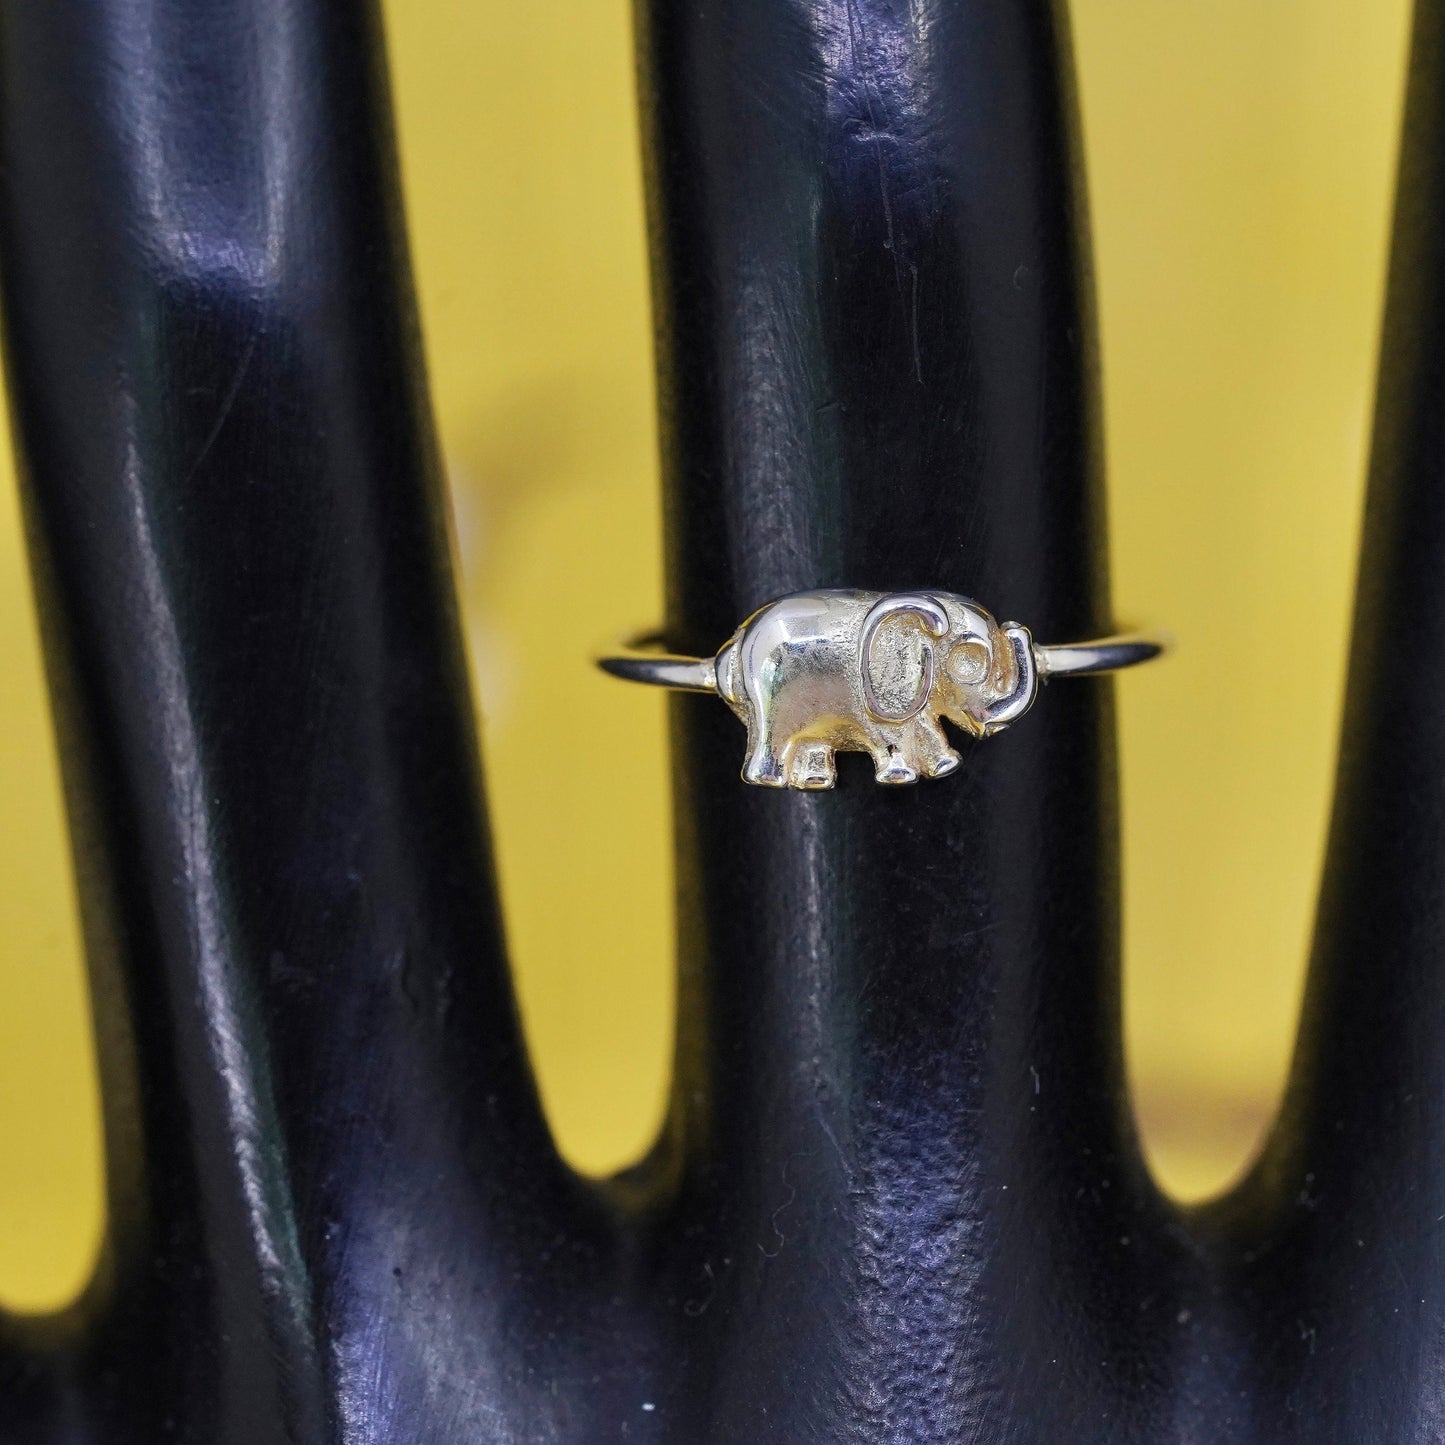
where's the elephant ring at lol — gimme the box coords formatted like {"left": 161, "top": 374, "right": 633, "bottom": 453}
{"left": 599, "top": 589, "right": 1167, "bottom": 790}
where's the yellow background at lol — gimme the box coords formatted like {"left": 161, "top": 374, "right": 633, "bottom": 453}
{"left": 0, "top": 0, "right": 1414, "bottom": 1310}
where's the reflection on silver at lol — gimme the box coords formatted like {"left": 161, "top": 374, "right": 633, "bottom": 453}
{"left": 600, "top": 589, "right": 1166, "bottom": 790}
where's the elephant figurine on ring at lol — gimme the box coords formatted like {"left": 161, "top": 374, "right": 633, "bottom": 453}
{"left": 712, "top": 590, "right": 1038, "bottom": 789}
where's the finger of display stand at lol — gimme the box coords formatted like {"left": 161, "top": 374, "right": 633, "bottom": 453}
{"left": 635, "top": 0, "right": 1176, "bottom": 1436}
{"left": 1213, "top": 5, "right": 1445, "bottom": 1438}
{"left": 0, "top": 0, "right": 603, "bottom": 1436}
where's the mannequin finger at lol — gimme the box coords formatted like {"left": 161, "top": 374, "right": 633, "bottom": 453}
{"left": 1215, "top": 5, "right": 1445, "bottom": 1439}
{"left": 635, "top": 0, "right": 1175, "bottom": 1435}
{"left": 0, "top": 0, "right": 598, "bottom": 1436}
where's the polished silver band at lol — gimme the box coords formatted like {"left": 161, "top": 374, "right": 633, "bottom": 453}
{"left": 599, "top": 642, "right": 720, "bottom": 692}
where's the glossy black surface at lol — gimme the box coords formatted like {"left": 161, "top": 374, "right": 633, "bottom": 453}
{"left": 0, "top": 0, "right": 1439, "bottom": 1439}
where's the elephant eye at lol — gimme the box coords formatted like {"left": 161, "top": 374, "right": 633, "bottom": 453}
{"left": 947, "top": 637, "right": 990, "bottom": 685}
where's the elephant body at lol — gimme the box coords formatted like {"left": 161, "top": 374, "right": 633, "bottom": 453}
{"left": 713, "top": 589, "right": 1037, "bottom": 789}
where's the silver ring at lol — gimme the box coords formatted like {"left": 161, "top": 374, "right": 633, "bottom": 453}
{"left": 599, "top": 588, "right": 1166, "bottom": 789}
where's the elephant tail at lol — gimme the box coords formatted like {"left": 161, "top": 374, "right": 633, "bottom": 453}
{"left": 714, "top": 630, "right": 745, "bottom": 706}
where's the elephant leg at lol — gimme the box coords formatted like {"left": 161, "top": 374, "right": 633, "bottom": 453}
{"left": 742, "top": 735, "right": 786, "bottom": 787}
{"left": 789, "top": 742, "right": 836, "bottom": 790}
{"left": 867, "top": 731, "right": 920, "bottom": 785}
{"left": 741, "top": 705, "right": 788, "bottom": 786}
{"left": 914, "top": 715, "right": 961, "bottom": 778}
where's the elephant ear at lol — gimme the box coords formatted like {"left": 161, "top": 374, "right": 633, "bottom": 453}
{"left": 860, "top": 593, "right": 949, "bottom": 721}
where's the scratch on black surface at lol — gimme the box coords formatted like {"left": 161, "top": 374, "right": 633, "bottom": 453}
{"left": 816, "top": 1110, "right": 854, "bottom": 1186}
{"left": 910, "top": 263, "right": 923, "bottom": 384}
{"left": 182, "top": 329, "right": 258, "bottom": 487}
{"left": 682, "top": 1260, "right": 716, "bottom": 1317}
{"left": 759, "top": 1161, "right": 799, "bottom": 1259}
{"left": 844, "top": 0, "right": 900, "bottom": 287}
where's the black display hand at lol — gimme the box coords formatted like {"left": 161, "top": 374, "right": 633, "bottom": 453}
{"left": 0, "top": 0, "right": 1438, "bottom": 1441}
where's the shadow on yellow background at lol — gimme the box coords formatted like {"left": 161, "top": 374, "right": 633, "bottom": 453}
{"left": 0, "top": 0, "right": 1413, "bottom": 1311}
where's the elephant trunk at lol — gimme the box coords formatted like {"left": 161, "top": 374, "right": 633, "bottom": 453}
{"left": 982, "top": 624, "right": 1039, "bottom": 734}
